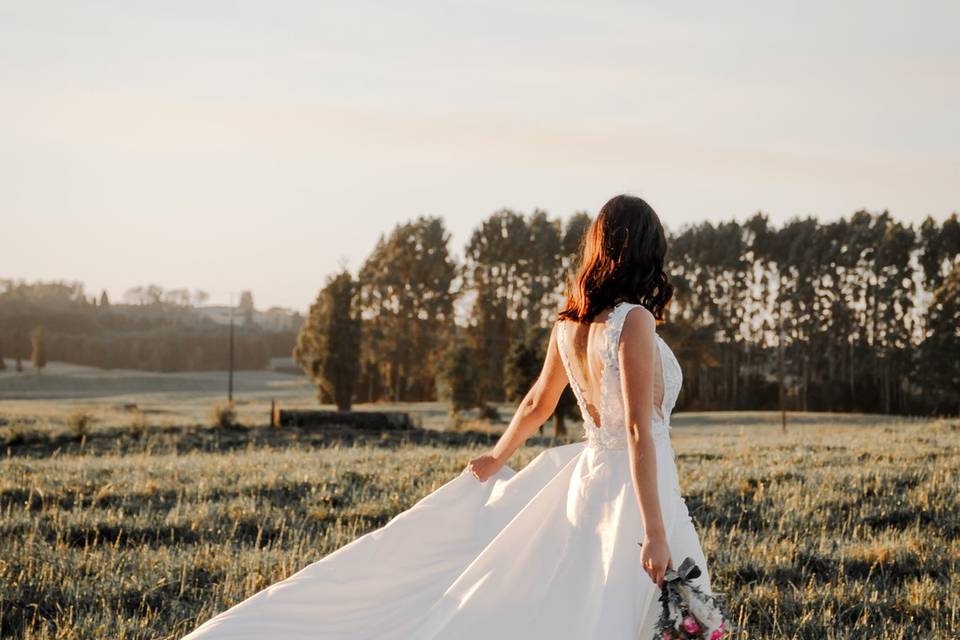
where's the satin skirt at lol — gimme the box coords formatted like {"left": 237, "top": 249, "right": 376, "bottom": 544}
{"left": 183, "top": 436, "right": 711, "bottom": 640}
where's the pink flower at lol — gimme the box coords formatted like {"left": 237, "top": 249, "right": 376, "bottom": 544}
{"left": 709, "top": 623, "right": 725, "bottom": 640}
{"left": 662, "top": 631, "right": 673, "bottom": 640}
{"left": 681, "top": 616, "right": 701, "bottom": 634}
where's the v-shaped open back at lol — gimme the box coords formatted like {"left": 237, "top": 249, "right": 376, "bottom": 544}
{"left": 556, "top": 302, "right": 679, "bottom": 450}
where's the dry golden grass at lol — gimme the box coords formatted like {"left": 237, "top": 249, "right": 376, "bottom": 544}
{"left": 0, "top": 413, "right": 957, "bottom": 639}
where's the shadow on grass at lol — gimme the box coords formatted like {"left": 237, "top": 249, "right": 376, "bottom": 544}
{"left": 1, "top": 422, "right": 572, "bottom": 459}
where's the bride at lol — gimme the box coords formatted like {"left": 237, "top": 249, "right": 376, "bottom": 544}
{"left": 183, "top": 194, "right": 715, "bottom": 639}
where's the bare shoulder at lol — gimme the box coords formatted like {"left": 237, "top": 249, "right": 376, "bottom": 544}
{"left": 621, "top": 304, "right": 656, "bottom": 339}
{"left": 619, "top": 305, "right": 656, "bottom": 357}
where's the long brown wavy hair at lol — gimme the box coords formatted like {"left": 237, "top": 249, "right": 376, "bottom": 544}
{"left": 558, "top": 194, "right": 673, "bottom": 323}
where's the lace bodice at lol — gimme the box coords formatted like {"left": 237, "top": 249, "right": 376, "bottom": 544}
{"left": 555, "top": 302, "right": 683, "bottom": 451}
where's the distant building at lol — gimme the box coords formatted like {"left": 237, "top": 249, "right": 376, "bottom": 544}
{"left": 269, "top": 356, "right": 301, "bottom": 375}
{"left": 257, "top": 307, "right": 302, "bottom": 332}
{"left": 194, "top": 305, "right": 235, "bottom": 326}
{"left": 194, "top": 306, "right": 301, "bottom": 332}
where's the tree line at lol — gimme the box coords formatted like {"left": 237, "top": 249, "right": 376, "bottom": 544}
{"left": 295, "top": 208, "right": 960, "bottom": 419}
{"left": 0, "top": 281, "right": 297, "bottom": 373}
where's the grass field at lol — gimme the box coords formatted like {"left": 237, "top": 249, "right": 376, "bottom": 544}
{"left": 1, "top": 365, "right": 957, "bottom": 639}
{"left": 0, "top": 360, "right": 474, "bottom": 433}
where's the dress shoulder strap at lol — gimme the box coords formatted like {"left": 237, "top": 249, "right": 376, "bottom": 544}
{"left": 595, "top": 302, "right": 636, "bottom": 428}
{"left": 604, "top": 301, "right": 639, "bottom": 357}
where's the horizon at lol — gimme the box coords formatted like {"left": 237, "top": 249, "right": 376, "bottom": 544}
{"left": 3, "top": 1, "right": 958, "bottom": 311}
{"left": 3, "top": 205, "right": 953, "bottom": 315}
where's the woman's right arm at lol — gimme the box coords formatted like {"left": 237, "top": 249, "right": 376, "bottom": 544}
{"left": 619, "top": 306, "right": 671, "bottom": 587}
{"left": 466, "top": 322, "right": 569, "bottom": 482}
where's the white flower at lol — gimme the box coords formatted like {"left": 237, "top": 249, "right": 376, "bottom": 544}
{"left": 667, "top": 596, "right": 683, "bottom": 626}
{"left": 678, "top": 584, "right": 724, "bottom": 633}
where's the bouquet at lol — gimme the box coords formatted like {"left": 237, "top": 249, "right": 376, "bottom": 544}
{"left": 653, "top": 557, "right": 728, "bottom": 640}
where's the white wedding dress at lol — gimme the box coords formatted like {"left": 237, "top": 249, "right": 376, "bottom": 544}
{"left": 183, "top": 302, "right": 712, "bottom": 640}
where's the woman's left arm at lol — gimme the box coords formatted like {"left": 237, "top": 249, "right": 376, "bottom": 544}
{"left": 466, "top": 322, "right": 569, "bottom": 482}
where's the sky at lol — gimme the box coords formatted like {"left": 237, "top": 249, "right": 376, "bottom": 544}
{"left": 2, "top": 1, "right": 958, "bottom": 311}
